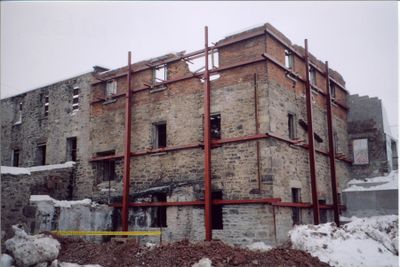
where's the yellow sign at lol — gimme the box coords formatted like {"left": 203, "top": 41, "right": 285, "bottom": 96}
{"left": 51, "top": 230, "right": 161, "bottom": 236}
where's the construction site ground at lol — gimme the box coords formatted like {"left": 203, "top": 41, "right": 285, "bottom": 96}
{"left": 54, "top": 235, "right": 331, "bottom": 267}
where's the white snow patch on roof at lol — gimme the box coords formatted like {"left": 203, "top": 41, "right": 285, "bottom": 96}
{"left": 343, "top": 170, "right": 398, "bottom": 192}
{"left": 290, "top": 215, "right": 398, "bottom": 267}
{"left": 1, "top": 162, "right": 75, "bottom": 175}
{"left": 30, "top": 195, "right": 93, "bottom": 208}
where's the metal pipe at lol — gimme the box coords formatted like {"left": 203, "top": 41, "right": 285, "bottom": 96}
{"left": 121, "top": 51, "right": 132, "bottom": 232}
{"left": 325, "top": 61, "right": 340, "bottom": 226}
{"left": 203, "top": 26, "right": 213, "bottom": 241}
{"left": 253, "top": 73, "right": 262, "bottom": 191}
{"left": 304, "top": 39, "right": 320, "bottom": 225}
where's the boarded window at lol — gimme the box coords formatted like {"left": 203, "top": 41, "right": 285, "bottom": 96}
{"left": 12, "top": 149, "right": 20, "bottom": 167}
{"left": 72, "top": 87, "right": 80, "bottom": 110}
{"left": 291, "top": 188, "right": 301, "bottom": 225}
{"left": 44, "top": 95, "right": 49, "bottom": 116}
{"left": 285, "top": 49, "right": 294, "bottom": 69}
{"left": 212, "top": 191, "right": 223, "bottom": 229}
{"left": 106, "top": 80, "right": 117, "bottom": 97}
{"left": 151, "top": 193, "right": 167, "bottom": 228}
{"left": 353, "top": 139, "right": 369, "bottom": 165}
{"left": 66, "top": 137, "right": 77, "bottom": 161}
{"left": 153, "top": 122, "right": 167, "bottom": 148}
{"left": 288, "top": 113, "right": 296, "bottom": 140}
{"left": 319, "top": 199, "right": 328, "bottom": 223}
{"left": 211, "top": 114, "right": 221, "bottom": 140}
{"left": 37, "top": 143, "right": 46, "bottom": 165}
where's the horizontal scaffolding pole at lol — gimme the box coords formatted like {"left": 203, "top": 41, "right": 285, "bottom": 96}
{"left": 89, "top": 132, "right": 352, "bottom": 163}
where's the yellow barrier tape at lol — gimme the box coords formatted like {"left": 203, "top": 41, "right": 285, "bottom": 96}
{"left": 51, "top": 230, "right": 161, "bottom": 236}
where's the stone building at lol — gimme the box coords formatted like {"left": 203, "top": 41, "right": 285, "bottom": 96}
{"left": 347, "top": 94, "right": 398, "bottom": 178}
{"left": 88, "top": 23, "right": 351, "bottom": 244}
{"left": 0, "top": 70, "right": 105, "bottom": 198}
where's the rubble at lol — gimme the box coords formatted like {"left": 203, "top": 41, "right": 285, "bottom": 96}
{"left": 4, "top": 225, "right": 60, "bottom": 267}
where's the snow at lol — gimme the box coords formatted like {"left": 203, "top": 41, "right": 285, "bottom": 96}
{"left": 58, "top": 262, "right": 103, "bottom": 267}
{"left": 343, "top": 170, "right": 398, "bottom": 192}
{"left": 290, "top": 215, "right": 398, "bottom": 267}
{"left": 30, "top": 195, "right": 92, "bottom": 208}
{"left": 1, "top": 254, "right": 14, "bottom": 267}
{"left": 1, "top": 161, "right": 75, "bottom": 175}
{"left": 247, "top": 242, "right": 273, "bottom": 252}
{"left": 192, "top": 258, "right": 212, "bottom": 267}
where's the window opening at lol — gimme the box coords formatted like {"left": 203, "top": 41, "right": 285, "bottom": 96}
{"left": 329, "top": 81, "right": 336, "bottom": 99}
{"left": 154, "top": 65, "right": 167, "bottom": 84}
{"left": 72, "top": 87, "right": 80, "bottom": 110}
{"left": 106, "top": 80, "right": 117, "bottom": 97}
{"left": 44, "top": 95, "right": 49, "bottom": 116}
{"left": 37, "top": 143, "right": 46, "bottom": 165}
{"left": 12, "top": 149, "right": 20, "bottom": 167}
{"left": 288, "top": 113, "right": 296, "bottom": 140}
{"left": 151, "top": 193, "right": 167, "bottom": 227}
{"left": 291, "top": 188, "right": 301, "bottom": 225}
{"left": 96, "top": 150, "right": 116, "bottom": 182}
{"left": 66, "top": 137, "right": 77, "bottom": 161}
{"left": 319, "top": 199, "right": 328, "bottom": 223}
{"left": 211, "top": 114, "right": 221, "bottom": 140}
{"left": 153, "top": 122, "right": 167, "bottom": 148}
{"left": 309, "top": 66, "right": 316, "bottom": 86}
{"left": 212, "top": 191, "right": 223, "bottom": 229}
{"left": 285, "top": 49, "right": 294, "bottom": 69}
{"left": 15, "top": 102, "right": 23, "bottom": 124}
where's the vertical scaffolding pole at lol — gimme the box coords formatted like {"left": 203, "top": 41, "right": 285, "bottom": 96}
{"left": 325, "top": 61, "right": 340, "bottom": 226}
{"left": 203, "top": 26, "right": 213, "bottom": 241}
{"left": 304, "top": 39, "right": 320, "bottom": 224}
{"left": 122, "top": 51, "right": 132, "bottom": 231}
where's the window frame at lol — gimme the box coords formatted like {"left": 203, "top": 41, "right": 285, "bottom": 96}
{"left": 284, "top": 49, "right": 294, "bottom": 69}
{"left": 309, "top": 66, "right": 317, "bottom": 86}
{"left": 288, "top": 112, "right": 297, "bottom": 140}
{"left": 72, "top": 87, "right": 80, "bottom": 110}
{"left": 152, "top": 121, "right": 167, "bottom": 149}
{"left": 106, "top": 80, "right": 117, "bottom": 97}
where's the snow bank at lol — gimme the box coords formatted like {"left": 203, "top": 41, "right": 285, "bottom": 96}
{"left": 1, "top": 161, "right": 75, "bottom": 175}
{"left": 192, "top": 258, "right": 212, "bottom": 267}
{"left": 30, "top": 195, "right": 93, "bottom": 208}
{"left": 290, "top": 215, "right": 398, "bottom": 267}
{"left": 344, "top": 170, "right": 398, "bottom": 192}
{"left": 247, "top": 242, "right": 273, "bottom": 252}
{"left": 5, "top": 225, "right": 60, "bottom": 267}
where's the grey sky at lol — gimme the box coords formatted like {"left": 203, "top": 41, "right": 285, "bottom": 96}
{"left": 1, "top": 1, "right": 398, "bottom": 136}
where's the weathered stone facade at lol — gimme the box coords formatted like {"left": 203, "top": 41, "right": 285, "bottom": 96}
{"left": 0, "top": 72, "right": 95, "bottom": 198}
{"left": 88, "top": 23, "right": 351, "bottom": 245}
{"left": 347, "top": 94, "right": 398, "bottom": 179}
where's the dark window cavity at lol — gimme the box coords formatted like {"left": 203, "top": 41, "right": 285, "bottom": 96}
{"left": 12, "top": 149, "right": 20, "bottom": 167}
{"left": 96, "top": 150, "right": 116, "bottom": 182}
{"left": 212, "top": 191, "right": 223, "bottom": 229}
{"left": 291, "top": 188, "right": 301, "bottom": 225}
{"left": 66, "top": 137, "right": 77, "bottom": 161}
{"left": 210, "top": 113, "right": 221, "bottom": 140}
{"left": 153, "top": 122, "right": 167, "bottom": 148}
{"left": 37, "top": 143, "right": 46, "bottom": 165}
{"left": 319, "top": 199, "right": 328, "bottom": 223}
{"left": 151, "top": 193, "right": 167, "bottom": 228}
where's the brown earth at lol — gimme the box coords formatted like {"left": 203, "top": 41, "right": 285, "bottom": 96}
{"left": 54, "top": 235, "right": 331, "bottom": 267}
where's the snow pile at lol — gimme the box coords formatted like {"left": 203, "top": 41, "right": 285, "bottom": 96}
{"left": 290, "top": 215, "right": 398, "bottom": 267}
{"left": 51, "top": 260, "right": 103, "bottom": 267}
{"left": 1, "top": 161, "right": 75, "bottom": 175}
{"left": 30, "top": 195, "right": 93, "bottom": 208}
{"left": 344, "top": 170, "right": 398, "bottom": 192}
{"left": 5, "top": 225, "right": 61, "bottom": 267}
{"left": 247, "top": 242, "right": 273, "bottom": 252}
{"left": 0, "top": 254, "right": 14, "bottom": 267}
{"left": 192, "top": 258, "right": 212, "bottom": 267}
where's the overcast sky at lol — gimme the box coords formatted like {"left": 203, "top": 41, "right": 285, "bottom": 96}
{"left": 1, "top": 1, "right": 398, "bottom": 136}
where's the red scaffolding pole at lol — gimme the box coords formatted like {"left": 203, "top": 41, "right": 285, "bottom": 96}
{"left": 203, "top": 26, "right": 213, "bottom": 241}
{"left": 304, "top": 39, "right": 320, "bottom": 224}
{"left": 122, "top": 52, "right": 132, "bottom": 231}
{"left": 325, "top": 61, "right": 340, "bottom": 226}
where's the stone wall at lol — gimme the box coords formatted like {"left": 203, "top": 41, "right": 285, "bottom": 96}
{"left": 0, "top": 72, "right": 94, "bottom": 199}
{"left": 1, "top": 164, "right": 74, "bottom": 242}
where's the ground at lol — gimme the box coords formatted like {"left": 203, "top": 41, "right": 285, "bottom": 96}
{"left": 54, "top": 236, "right": 330, "bottom": 267}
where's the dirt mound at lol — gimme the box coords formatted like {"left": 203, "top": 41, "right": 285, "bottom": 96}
{"left": 55, "top": 236, "right": 331, "bottom": 267}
